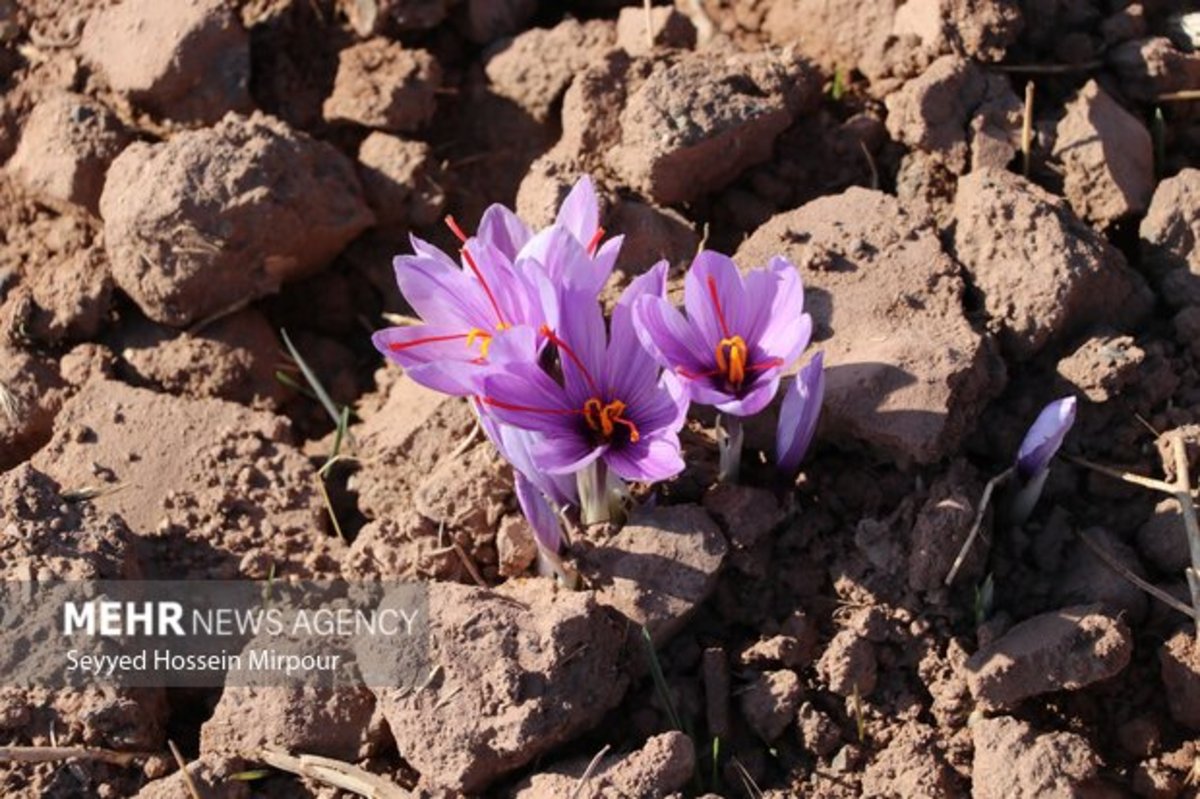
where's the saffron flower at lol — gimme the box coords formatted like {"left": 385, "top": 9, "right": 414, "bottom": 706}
{"left": 776, "top": 351, "right": 826, "bottom": 478}
{"left": 371, "top": 176, "right": 623, "bottom": 396}
{"left": 371, "top": 234, "right": 552, "bottom": 396}
{"left": 480, "top": 264, "right": 686, "bottom": 521}
{"left": 476, "top": 175, "right": 622, "bottom": 296}
{"left": 1011, "top": 396, "right": 1077, "bottom": 524}
{"left": 634, "top": 251, "right": 811, "bottom": 416}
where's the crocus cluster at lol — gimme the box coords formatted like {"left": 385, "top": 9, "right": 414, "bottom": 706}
{"left": 373, "top": 177, "right": 824, "bottom": 582}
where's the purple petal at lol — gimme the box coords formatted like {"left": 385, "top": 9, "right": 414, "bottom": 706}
{"left": 633, "top": 294, "right": 712, "bottom": 377}
{"left": 514, "top": 472, "right": 562, "bottom": 554}
{"left": 684, "top": 250, "right": 749, "bottom": 348}
{"left": 408, "top": 234, "right": 460, "bottom": 272}
{"left": 591, "top": 235, "right": 623, "bottom": 290}
{"left": 605, "top": 434, "right": 685, "bottom": 482}
{"left": 716, "top": 372, "right": 782, "bottom": 417}
{"left": 776, "top": 351, "right": 825, "bottom": 475}
{"left": 498, "top": 426, "right": 578, "bottom": 507}
{"left": 477, "top": 203, "right": 532, "bottom": 261}
{"left": 481, "top": 365, "right": 579, "bottom": 435}
{"left": 393, "top": 253, "right": 494, "bottom": 329}
{"left": 748, "top": 257, "right": 811, "bottom": 366}
{"left": 554, "top": 288, "right": 608, "bottom": 406}
{"left": 533, "top": 433, "right": 606, "bottom": 475}
{"left": 555, "top": 175, "right": 600, "bottom": 247}
{"left": 1016, "top": 396, "right": 1077, "bottom": 480}
{"left": 607, "top": 262, "right": 670, "bottom": 402}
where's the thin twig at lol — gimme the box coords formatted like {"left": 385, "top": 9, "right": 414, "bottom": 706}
{"left": 317, "top": 477, "right": 348, "bottom": 543}
{"left": 1158, "top": 90, "right": 1200, "bottom": 102}
{"left": 569, "top": 744, "right": 612, "bottom": 799}
{"left": 258, "top": 747, "right": 411, "bottom": 798}
{"left": 449, "top": 418, "right": 482, "bottom": 460}
{"left": 1171, "top": 433, "right": 1200, "bottom": 640}
{"left": 168, "top": 740, "right": 201, "bottom": 799}
{"left": 945, "top": 467, "right": 1012, "bottom": 586}
{"left": 994, "top": 60, "right": 1103, "bottom": 74}
{"left": 1021, "top": 80, "right": 1035, "bottom": 177}
{"left": 1076, "top": 528, "right": 1199, "bottom": 621}
{"left": 643, "top": 0, "right": 654, "bottom": 51}
{"left": 859, "top": 141, "right": 879, "bottom": 190}
{"left": 1065, "top": 455, "right": 1180, "bottom": 495}
{"left": 0, "top": 746, "right": 153, "bottom": 767}
{"left": 453, "top": 542, "right": 487, "bottom": 587}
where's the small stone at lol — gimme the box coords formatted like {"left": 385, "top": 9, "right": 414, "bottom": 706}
{"left": 609, "top": 49, "right": 820, "bottom": 205}
{"left": 797, "top": 701, "right": 841, "bottom": 758}
{"left": 510, "top": 731, "right": 694, "bottom": 798}
{"left": 356, "top": 133, "right": 445, "bottom": 230}
{"left": 483, "top": 18, "right": 616, "bottom": 123}
{"left": 966, "top": 605, "right": 1132, "bottom": 708}
{"left": 100, "top": 113, "right": 373, "bottom": 327}
{"left": 615, "top": 5, "right": 696, "bottom": 55}
{"left": 80, "top": 0, "right": 251, "bottom": 124}
{"left": 1160, "top": 630, "right": 1200, "bottom": 730}
{"left": 1141, "top": 168, "right": 1200, "bottom": 308}
{"left": 1053, "top": 80, "right": 1154, "bottom": 228}
{"left": 952, "top": 168, "right": 1151, "bottom": 359}
{"left": 496, "top": 515, "right": 537, "bottom": 578}
{"left": 1057, "top": 334, "right": 1146, "bottom": 403}
{"left": 580, "top": 504, "right": 727, "bottom": 644}
{"left": 739, "top": 669, "right": 803, "bottom": 742}
{"left": 323, "top": 38, "right": 441, "bottom": 132}
{"left": 5, "top": 92, "right": 130, "bottom": 214}
{"left": 817, "top": 630, "right": 878, "bottom": 699}
{"left": 971, "top": 716, "right": 1102, "bottom": 799}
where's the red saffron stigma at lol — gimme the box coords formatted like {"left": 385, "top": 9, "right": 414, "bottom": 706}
{"left": 460, "top": 246, "right": 507, "bottom": 328}
{"left": 539, "top": 325, "right": 600, "bottom": 397}
{"left": 444, "top": 215, "right": 469, "bottom": 244}
{"left": 388, "top": 332, "right": 470, "bottom": 352}
{"left": 480, "top": 396, "right": 579, "bottom": 416}
{"left": 706, "top": 275, "right": 733, "bottom": 339}
{"left": 586, "top": 226, "right": 605, "bottom": 256}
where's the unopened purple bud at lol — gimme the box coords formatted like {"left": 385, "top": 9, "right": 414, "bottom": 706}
{"left": 1015, "top": 396, "right": 1077, "bottom": 481}
{"left": 776, "top": 351, "right": 825, "bottom": 477}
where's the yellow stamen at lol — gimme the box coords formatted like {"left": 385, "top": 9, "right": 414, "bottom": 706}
{"left": 716, "top": 336, "right": 748, "bottom": 387}
{"left": 466, "top": 328, "right": 493, "bottom": 358}
{"left": 583, "top": 397, "right": 640, "bottom": 442}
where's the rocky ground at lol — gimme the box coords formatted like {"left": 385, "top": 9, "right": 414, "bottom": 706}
{"left": 1, "top": 0, "right": 1200, "bottom": 796}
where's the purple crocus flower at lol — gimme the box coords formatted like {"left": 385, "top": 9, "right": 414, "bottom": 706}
{"left": 1015, "top": 396, "right": 1077, "bottom": 480}
{"left": 776, "top": 351, "right": 826, "bottom": 477}
{"left": 476, "top": 401, "right": 578, "bottom": 508}
{"left": 476, "top": 175, "right": 622, "bottom": 297}
{"left": 633, "top": 251, "right": 812, "bottom": 417}
{"left": 371, "top": 234, "right": 551, "bottom": 396}
{"left": 1010, "top": 395, "right": 1077, "bottom": 524}
{"left": 480, "top": 263, "right": 687, "bottom": 482}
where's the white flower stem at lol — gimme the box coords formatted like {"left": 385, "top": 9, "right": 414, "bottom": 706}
{"left": 717, "top": 414, "right": 744, "bottom": 483}
{"left": 1009, "top": 467, "right": 1049, "bottom": 526}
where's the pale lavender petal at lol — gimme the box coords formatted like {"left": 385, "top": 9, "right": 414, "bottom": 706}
{"left": 554, "top": 288, "right": 608, "bottom": 406}
{"left": 555, "top": 175, "right": 599, "bottom": 246}
{"left": 605, "top": 434, "right": 684, "bottom": 482}
{"left": 715, "top": 372, "right": 782, "bottom": 417}
{"left": 481, "top": 366, "right": 579, "bottom": 435}
{"left": 477, "top": 203, "right": 532, "bottom": 260}
{"left": 776, "top": 351, "right": 825, "bottom": 475}
{"left": 684, "top": 250, "right": 749, "bottom": 347}
{"left": 633, "top": 294, "right": 712, "bottom": 377}
{"left": 499, "top": 425, "right": 578, "bottom": 506}
{"left": 749, "top": 257, "right": 810, "bottom": 365}
{"left": 534, "top": 433, "right": 606, "bottom": 475}
{"left": 1016, "top": 396, "right": 1077, "bottom": 480}
{"left": 590, "top": 235, "right": 624, "bottom": 290}
{"left": 400, "top": 362, "right": 484, "bottom": 396}
{"left": 514, "top": 472, "right": 562, "bottom": 555}
{"left": 393, "top": 254, "right": 494, "bottom": 329}
{"left": 408, "top": 234, "right": 460, "bottom": 271}
{"left": 607, "top": 262, "right": 670, "bottom": 401}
